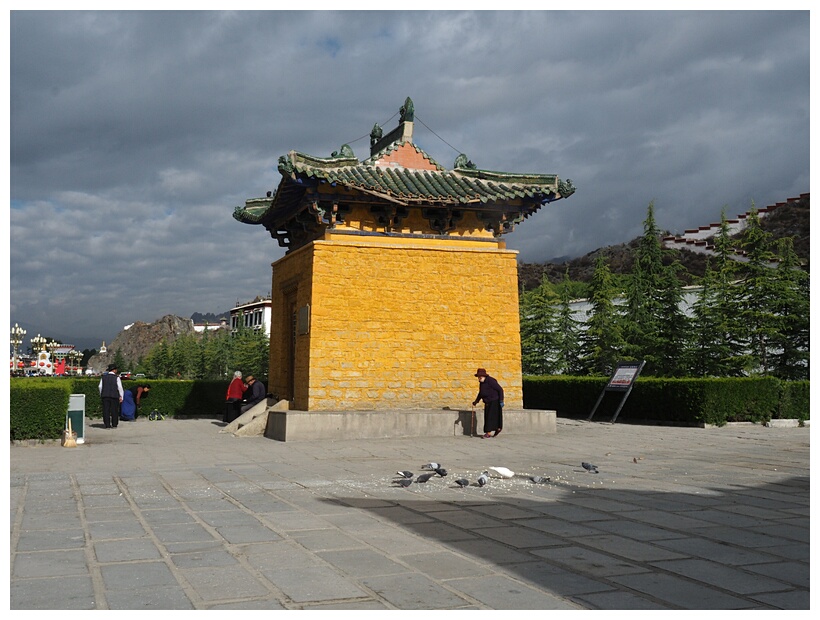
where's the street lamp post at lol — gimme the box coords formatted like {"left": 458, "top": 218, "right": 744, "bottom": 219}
{"left": 70, "top": 349, "right": 83, "bottom": 375}
{"left": 31, "top": 334, "right": 46, "bottom": 353}
{"left": 10, "top": 323, "right": 26, "bottom": 375}
{"left": 30, "top": 334, "right": 46, "bottom": 374}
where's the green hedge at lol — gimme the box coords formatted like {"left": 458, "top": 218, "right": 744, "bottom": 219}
{"left": 9, "top": 376, "right": 809, "bottom": 440}
{"left": 10, "top": 381, "right": 72, "bottom": 441}
{"left": 523, "top": 375, "right": 808, "bottom": 426}
{"left": 9, "top": 378, "right": 232, "bottom": 441}
{"left": 64, "top": 378, "right": 229, "bottom": 419}
{"left": 777, "top": 380, "right": 810, "bottom": 421}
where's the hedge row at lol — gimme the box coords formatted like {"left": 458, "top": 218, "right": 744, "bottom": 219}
{"left": 523, "top": 375, "right": 810, "bottom": 426}
{"left": 9, "top": 376, "right": 809, "bottom": 441}
{"left": 66, "top": 378, "right": 228, "bottom": 420}
{"left": 9, "top": 381, "right": 73, "bottom": 441}
{"left": 9, "top": 378, "right": 230, "bottom": 441}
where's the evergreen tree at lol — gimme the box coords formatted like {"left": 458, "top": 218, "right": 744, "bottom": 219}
{"left": 707, "top": 209, "right": 747, "bottom": 375}
{"left": 168, "top": 337, "right": 187, "bottom": 378}
{"left": 734, "top": 207, "right": 780, "bottom": 374}
{"left": 769, "top": 237, "right": 810, "bottom": 379}
{"left": 201, "top": 328, "right": 230, "bottom": 380}
{"left": 145, "top": 339, "right": 171, "bottom": 378}
{"left": 519, "top": 275, "right": 560, "bottom": 375}
{"left": 112, "top": 348, "right": 126, "bottom": 372}
{"left": 685, "top": 261, "right": 726, "bottom": 376}
{"left": 554, "top": 268, "right": 584, "bottom": 375}
{"left": 621, "top": 202, "right": 666, "bottom": 372}
{"left": 169, "top": 333, "right": 205, "bottom": 379}
{"left": 228, "top": 323, "right": 270, "bottom": 381}
{"left": 654, "top": 261, "right": 690, "bottom": 376}
{"left": 581, "top": 254, "right": 625, "bottom": 375}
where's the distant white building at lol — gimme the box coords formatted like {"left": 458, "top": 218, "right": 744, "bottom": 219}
{"left": 567, "top": 286, "right": 703, "bottom": 323}
{"left": 230, "top": 297, "right": 272, "bottom": 337}
{"left": 193, "top": 319, "right": 228, "bottom": 333}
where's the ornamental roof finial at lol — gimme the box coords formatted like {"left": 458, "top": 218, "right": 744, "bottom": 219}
{"left": 399, "top": 97, "right": 414, "bottom": 123}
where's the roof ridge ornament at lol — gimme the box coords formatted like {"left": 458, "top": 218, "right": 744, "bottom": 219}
{"left": 454, "top": 153, "right": 477, "bottom": 170}
{"left": 558, "top": 178, "right": 576, "bottom": 198}
{"left": 278, "top": 154, "right": 294, "bottom": 175}
{"left": 370, "top": 123, "right": 383, "bottom": 147}
{"left": 331, "top": 144, "right": 355, "bottom": 158}
{"left": 400, "top": 97, "right": 414, "bottom": 122}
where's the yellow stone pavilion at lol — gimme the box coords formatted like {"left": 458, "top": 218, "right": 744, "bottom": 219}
{"left": 234, "top": 97, "right": 575, "bottom": 412}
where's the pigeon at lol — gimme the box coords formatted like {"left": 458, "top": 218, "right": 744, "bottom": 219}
{"left": 416, "top": 472, "right": 435, "bottom": 483}
{"left": 455, "top": 478, "right": 470, "bottom": 488}
{"left": 421, "top": 462, "right": 441, "bottom": 471}
{"left": 477, "top": 471, "right": 489, "bottom": 487}
{"left": 530, "top": 475, "right": 550, "bottom": 484}
{"left": 395, "top": 478, "right": 413, "bottom": 488}
{"left": 489, "top": 466, "right": 514, "bottom": 479}
{"left": 434, "top": 467, "right": 448, "bottom": 477}
{"left": 633, "top": 457, "right": 638, "bottom": 464}
{"left": 396, "top": 470, "right": 414, "bottom": 479}
{"left": 582, "top": 462, "right": 599, "bottom": 474}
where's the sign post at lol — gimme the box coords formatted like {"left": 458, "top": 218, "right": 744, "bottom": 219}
{"left": 587, "top": 360, "right": 645, "bottom": 423}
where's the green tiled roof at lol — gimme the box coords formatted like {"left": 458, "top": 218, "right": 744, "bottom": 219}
{"left": 281, "top": 147, "right": 562, "bottom": 206}
{"left": 234, "top": 142, "right": 576, "bottom": 240}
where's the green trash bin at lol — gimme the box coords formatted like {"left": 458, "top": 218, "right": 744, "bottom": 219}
{"left": 67, "top": 394, "right": 85, "bottom": 444}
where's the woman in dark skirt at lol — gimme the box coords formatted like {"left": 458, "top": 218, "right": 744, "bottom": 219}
{"left": 471, "top": 368, "right": 504, "bottom": 438}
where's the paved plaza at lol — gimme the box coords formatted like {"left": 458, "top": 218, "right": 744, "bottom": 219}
{"left": 9, "top": 414, "right": 811, "bottom": 610}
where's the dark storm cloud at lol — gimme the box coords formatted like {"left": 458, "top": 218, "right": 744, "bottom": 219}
{"left": 8, "top": 10, "right": 810, "bottom": 346}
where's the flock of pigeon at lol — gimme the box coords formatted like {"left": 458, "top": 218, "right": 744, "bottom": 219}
{"left": 392, "top": 461, "right": 600, "bottom": 489}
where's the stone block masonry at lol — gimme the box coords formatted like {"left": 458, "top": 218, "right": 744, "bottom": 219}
{"left": 270, "top": 236, "right": 523, "bottom": 411}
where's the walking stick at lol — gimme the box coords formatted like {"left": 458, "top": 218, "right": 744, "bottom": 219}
{"left": 470, "top": 405, "right": 476, "bottom": 437}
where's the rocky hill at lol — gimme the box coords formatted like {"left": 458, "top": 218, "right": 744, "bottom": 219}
{"left": 518, "top": 196, "right": 809, "bottom": 291}
{"left": 87, "top": 315, "right": 206, "bottom": 373}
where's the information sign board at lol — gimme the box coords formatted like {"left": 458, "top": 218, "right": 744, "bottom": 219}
{"left": 587, "top": 360, "right": 645, "bottom": 423}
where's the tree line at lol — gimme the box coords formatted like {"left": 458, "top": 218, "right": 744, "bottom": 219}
{"left": 116, "top": 323, "right": 270, "bottom": 381}
{"left": 520, "top": 203, "right": 809, "bottom": 379}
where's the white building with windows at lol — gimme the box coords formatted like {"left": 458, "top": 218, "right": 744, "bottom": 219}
{"left": 230, "top": 296, "right": 272, "bottom": 336}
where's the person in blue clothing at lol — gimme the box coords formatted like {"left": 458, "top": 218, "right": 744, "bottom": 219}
{"left": 471, "top": 368, "right": 504, "bottom": 438}
{"left": 120, "top": 384, "right": 150, "bottom": 421}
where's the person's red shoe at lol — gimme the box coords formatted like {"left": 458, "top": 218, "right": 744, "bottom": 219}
{"left": 481, "top": 433, "right": 492, "bottom": 439}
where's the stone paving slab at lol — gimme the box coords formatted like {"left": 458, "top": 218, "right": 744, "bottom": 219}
{"left": 9, "top": 416, "right": 810, "bottom": 610}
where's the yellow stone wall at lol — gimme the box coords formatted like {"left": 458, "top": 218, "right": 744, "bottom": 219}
{"left": 268, "top": 245, "right": 314, "bottom": 408}
{"left": 269, "top": 233, "right": 523, "bottom": 411}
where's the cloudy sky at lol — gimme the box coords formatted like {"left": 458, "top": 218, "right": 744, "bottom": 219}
{"left": 7, "top": 9, "right": 810, "bottom": 349}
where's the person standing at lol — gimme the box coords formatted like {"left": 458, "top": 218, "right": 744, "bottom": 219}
{"left": 471, "top": 368, "right": 504, "bottom": 438}
{"left": 99, "top": 364, "right": 124, "bottom": 429}
{"left": 240, "top": 375, "right": 266, "bottom": 414}
{"left": 224, "top": 371, "right": 247, "bottom": 423}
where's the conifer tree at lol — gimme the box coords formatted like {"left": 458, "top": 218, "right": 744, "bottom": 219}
{"left": 554, "top": 268, "right": 584, "bottom": 375}
{"left": 654, "top": 261, "right": 690, "bottom": 376}
{"left": 769, "top": 237, "right": 809, "bottom": 379}
{"left": 519, "top": 274, "right": 560, "bottom": 375}
{"left": 228, "top": 322, "right": 270, "bottom": 381}
{"left": 112, "top": 348, "right": 126, "bottom": 372}
{"left": 685, "top": 260, "right": 728, "bottom": 376}
{"left": 621, "top": 202, "right": 666, "bottom": 374}
{"left": 734, "top": 207, "right": 780, "bottom": 374}
{"left": 581, "top": 254, "right": 625, "bottom": 375}
{"left": 145, "top": 339, "right": 171, "bottom": 378}
{"left": 705, "top": 209, "right": 747, "bottom": 375}
{"left": 202, "top": 328, "right": 231, "bottom": 379}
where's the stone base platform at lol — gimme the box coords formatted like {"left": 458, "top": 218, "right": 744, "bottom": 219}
{"left": 264, "top": 407, "right": 557, "bottom": 442}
